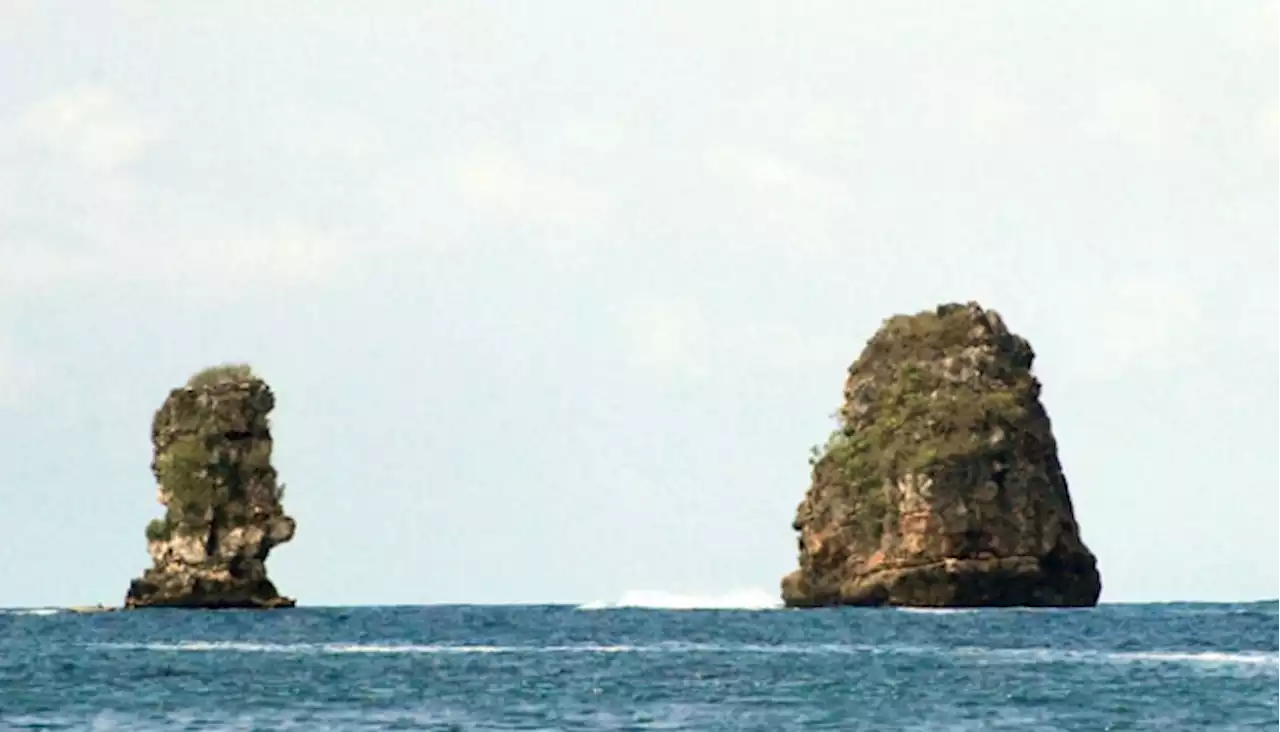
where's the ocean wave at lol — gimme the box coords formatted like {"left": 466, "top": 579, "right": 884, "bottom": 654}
{"left": 1, "top": 608, "right": 60, "bottom": 616}
{"left": 89, "top": 641, "right": 1279, "bottom": 670}
{"left": 577, "top": 588, "right": 782, "bottom": 611}
{"left": 952, "top": 646, "right": 1279, "bottom": 668}
{"left": 96, "top": 641, "right": 695, "bottom": 655}
{"left": 93, "top": 641, "right": 858, "bottom": 656}
{"left": 895, "top": 607, "right": 978, "bottom": 615}
{"left": 1107, "top": 651, "right": 1278, "bottom": 666}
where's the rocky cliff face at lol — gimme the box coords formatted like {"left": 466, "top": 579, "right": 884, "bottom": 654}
{"left": 781, "top": 303, "right": 1101, "bottom": 607}
{"left": 125, "top": 367, "right": 296, "bottom": 609}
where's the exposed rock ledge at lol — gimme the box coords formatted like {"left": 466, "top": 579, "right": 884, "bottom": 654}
{"left": 781, "top": 302, "right": 1101, "bottom": 607}
{"left": 125, "top": 365, "right": 296, "bottom": 609}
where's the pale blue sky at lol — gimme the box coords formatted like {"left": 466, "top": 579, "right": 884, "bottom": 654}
{"left": 0, "top": 2, "right": 1275, "bottom": 607}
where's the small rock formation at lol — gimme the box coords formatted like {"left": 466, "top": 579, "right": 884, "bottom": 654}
{"left": 125, "top": 365, "right": 297, "bottom": 609}
{"left": 782, "top": 303, "right": 1101, "bottom": 607}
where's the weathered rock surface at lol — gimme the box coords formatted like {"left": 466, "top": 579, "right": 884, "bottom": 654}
{"left": 781, "top": 302, "right": 1101, "bottom": 607}
{"left": 125, "top": 367, "right": 296, "bottom": 609}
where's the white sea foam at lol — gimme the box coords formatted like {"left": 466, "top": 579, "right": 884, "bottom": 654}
{"left": 101, "top": 641, "right": 308, "bottom": 653}
{"left": 951, "top": 646, "right": 1279, "bottom": 668}
{"left": 895, "top": 607, "right": 978, "bottom": 615}
{"left": 89, "top": 641, "right": 1279, "bottom": 670}
{"left": 2, "top": 608, "right": 60, "bottom": 616}
{"left": 94, "top": 640, "right": 805, "bottom": 655}
{"left": 325, "top": 643, "right": 649, "bottom": 655}
{"left": 577, "top": 588, "right": 782, "bottom": 611}
{"left": 1108, "top": 650, "right": 1278, "bottom": 666}
{"left": 94, "top": 641, "right": 662, "bottom": 655}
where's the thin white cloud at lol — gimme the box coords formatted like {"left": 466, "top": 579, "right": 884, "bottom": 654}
{"left": 0, "top": 0, "right": 42, "bottom": 41}
{"left": 968, "top": 93, "right": 1025, "bottom": 137}
{"left": 703, "top": 145, "right": 847, "bottom": 253}
{"left": 616, "top": 299, "right": 711, "bottom": 381}
{"left": 454, "top": 151, "right": 612, "bottom": 231}
{"left": 562, "top": 119, "right": 627, "bottom": 156}
{"left": 0, "top": 335, "right": 30, "bottom": 408}
{"left": 729, "top": 92, "right": 861, "bottom": 150}
{"left": 0, "top": 246, "right": 97, "bottom": 292}
{"left": 0, "top": 224, "right": 355, "bottom": 296}
{"left": 1086, "top": 80, "right": 1171, "bottom": 152}
{"left": 1083, "top": 275, "right": 1202, "bottom": 377}
{"left": 273, "top": 108, "right": 381, "bottom": 163}
{"left": 0, "top": 86, "right": 354, "bottom": 296}
{"left": 14, "top": 85, "right": 160, "bottom": 170}
{"left": 168, "top": 224, "right": 356, "bottom": 288}
{"left": 793, "top": 103, "right": 857, "bottom": 147}
{"left": 719, "top": 320, "right": 853, "bottom": 377}
{"left": 1213, "top": 0, "right": 1278, "bottom": 52}
{"left": 706, "top": 145, "right": 828, "bottom": 194}
{"left": 1259, "top": 102, "right": 1278, "bottom": 160}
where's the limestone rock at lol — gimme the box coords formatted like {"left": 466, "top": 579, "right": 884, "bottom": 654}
{"left": 125, "top": 366, "right": 296, "bottom": 609}
{"left": 781, "top": 302, "right": 1101, "bottom": 607}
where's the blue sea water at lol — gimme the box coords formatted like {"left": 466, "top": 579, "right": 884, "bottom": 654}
{"left": 1, "top": 600, "right": 1276, "bottom": 731}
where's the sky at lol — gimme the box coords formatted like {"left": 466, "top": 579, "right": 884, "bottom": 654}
{"left": 0, "top": 2, "right": 1275, "bottom": 608}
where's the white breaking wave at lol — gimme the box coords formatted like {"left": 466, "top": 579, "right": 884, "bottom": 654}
{"left": 951, "top": 646, "right": 1279, "bottom": 668}
{"left": 88, "top": 641, "right": 1279, "bottom": 670}
{"left": 1090, "top": 652, "right": 1280, "bottom": 670}
{"left": 895, "top": 607, "right": 978, "bottom": 615}
{"left": 1107, "top": 651, "right": 1277, "bottom": 666}
{"left": 2, "top": 608, "right": 60, "bottom": 616}
{"left": 95, "top": 641, "right": 696, "bottom": 655}
{"left": 577, "top": 588, "right": 782, "bottom": 611}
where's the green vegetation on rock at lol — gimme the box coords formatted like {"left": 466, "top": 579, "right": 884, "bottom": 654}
{"left": 145, "top": 518, "right": 172, "bottom": 542}
{"left": 155, "top": 435, "right": 221, "bottom": 523}
{"left": 145, "top": 364, "right": 282, "bottom": 534}
{"left": 813, "top": 429, "right": 893, "bottom": 540}
{"left": 807, "top": 304, "right": 1036, "bottom": 542}
{"left": 186, "top": 363, "right": 255, "bottom": 389}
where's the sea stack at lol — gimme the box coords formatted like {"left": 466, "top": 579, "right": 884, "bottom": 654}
{"left": 782, "top": 302, "right": 1101, "bottom": 607}
{"left": 125, "top": 364, "right": 296, "bottom": 609}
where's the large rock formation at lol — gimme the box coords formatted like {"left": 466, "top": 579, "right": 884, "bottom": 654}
{"left": 782, "top": 303, "right": 1100, "bottom": 607}
{"left": 125, "top": 365, "right": 296, "bottom": 609}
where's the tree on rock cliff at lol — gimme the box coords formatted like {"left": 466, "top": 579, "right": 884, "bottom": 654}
{"left": 782, "top": 302, "right": 1101, "bottom": 608}
{"left": 125, "top": 364, "right": 296, "bottom": 609}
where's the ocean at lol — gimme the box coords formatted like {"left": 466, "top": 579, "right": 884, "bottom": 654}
{"left": 2, "top": 598, "right": 1276, "bottom": 730}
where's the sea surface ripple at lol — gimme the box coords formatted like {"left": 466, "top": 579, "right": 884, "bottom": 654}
{"left": 1, "top": 600, "right": 1276, "bottom": 730}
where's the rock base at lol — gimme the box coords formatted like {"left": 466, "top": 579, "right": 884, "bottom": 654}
{"left": 125, "top": 571, "right": 295, "bottom": 609}
{"left": 782, "top": 554, "right": 1100, "bottom": 608}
